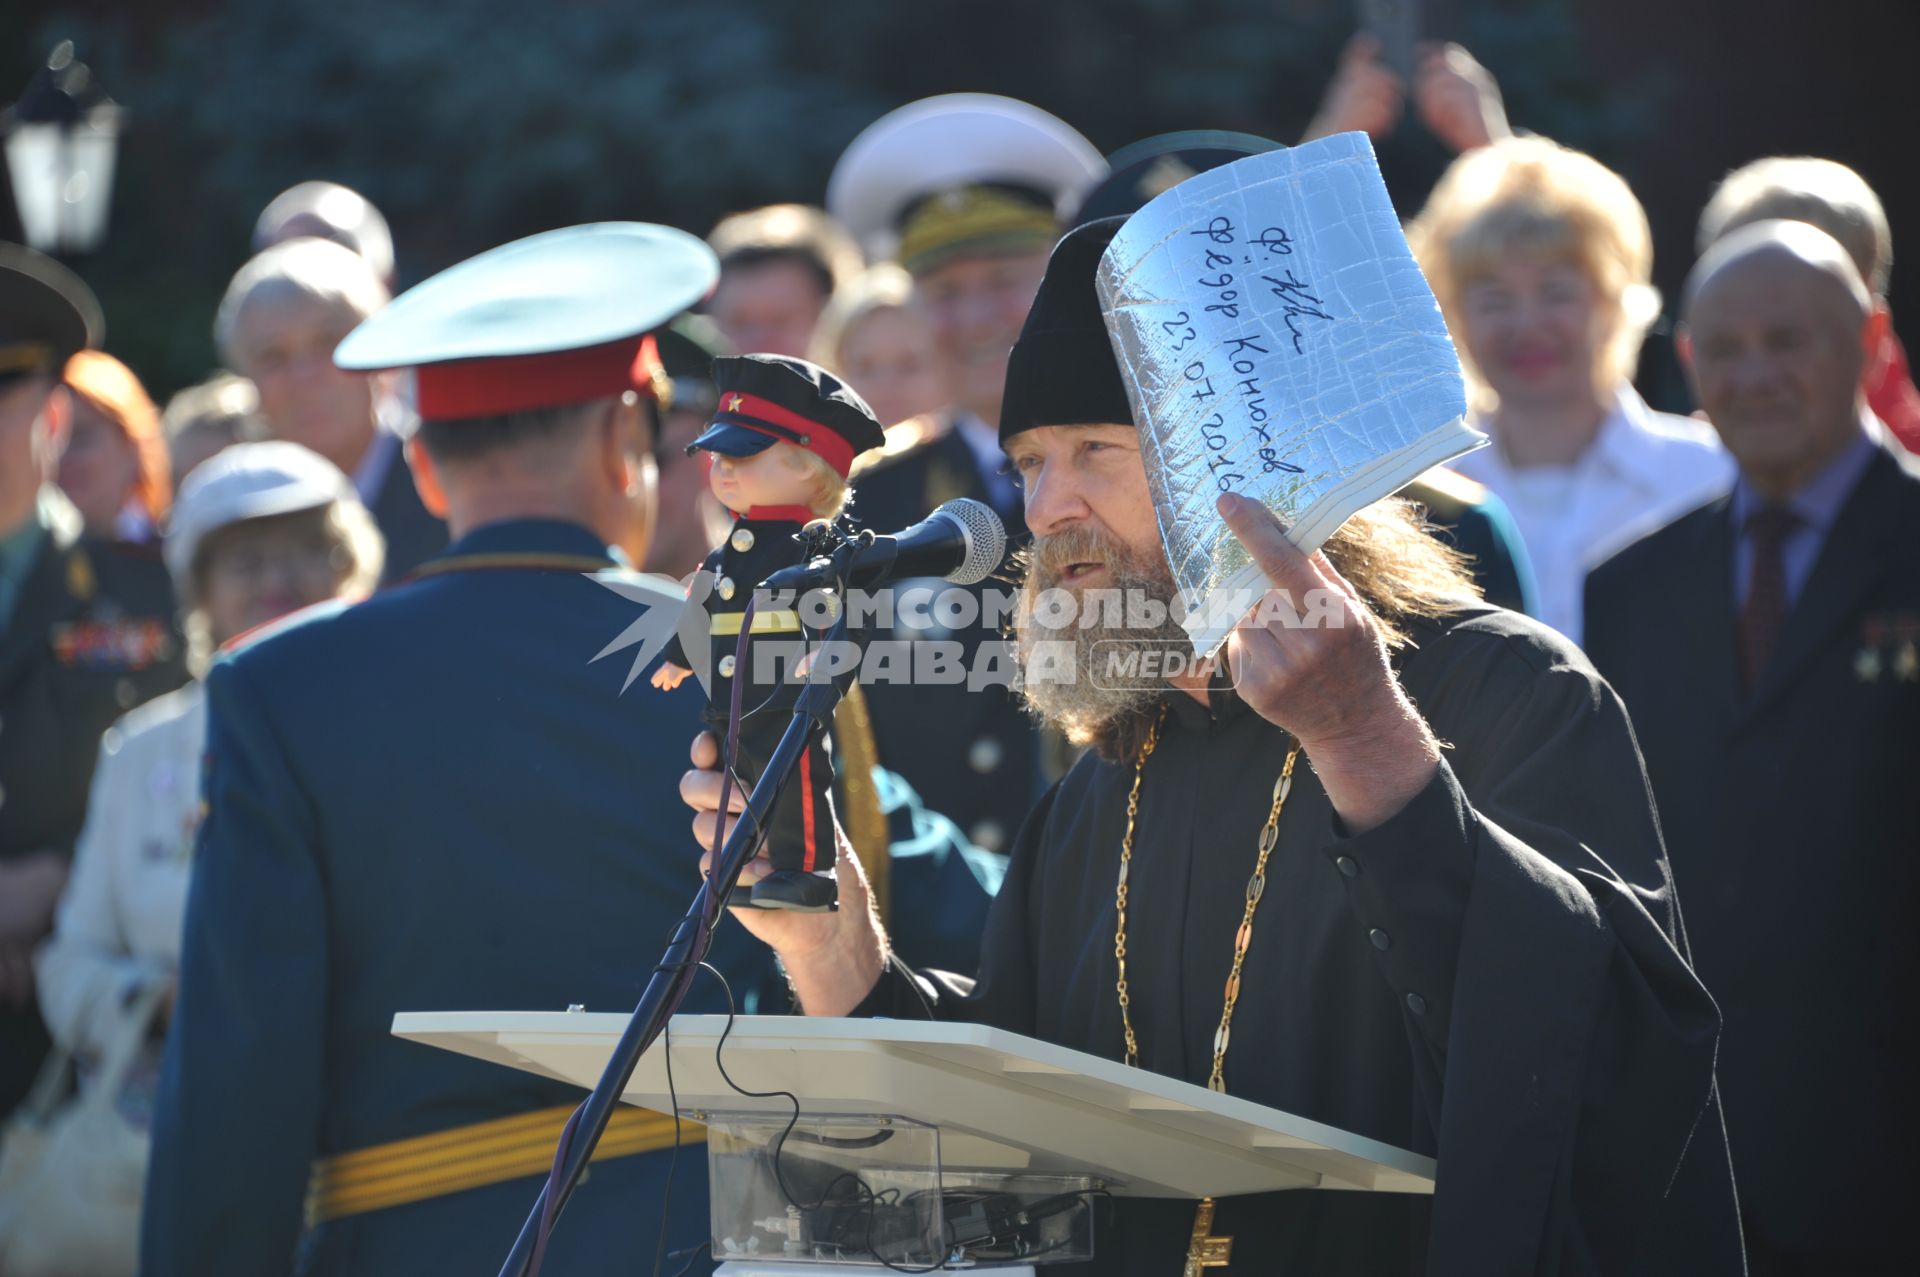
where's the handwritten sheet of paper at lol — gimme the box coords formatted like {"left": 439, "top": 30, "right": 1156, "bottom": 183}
{"left": 1095, "top": 132, "right": 1485, "bottom": 656}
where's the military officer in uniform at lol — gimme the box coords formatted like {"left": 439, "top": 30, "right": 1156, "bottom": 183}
{"left": 0, "top": 244, "right": 186, "bottom": 1117}
{"left": 141, "top": 224, "right": 776, "bottom": 1276}
{"left": 828, "top": 94, "right": 1107, "bottom": 853}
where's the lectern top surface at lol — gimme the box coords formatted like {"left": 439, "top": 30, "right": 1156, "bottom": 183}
{"left": 392, "top": 1011, "right": 1436, "bottom": 1200}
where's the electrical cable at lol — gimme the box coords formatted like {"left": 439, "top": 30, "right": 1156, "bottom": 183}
{"left": 650, "top": 1016, "right": 684, "bottom": 1277}
{"left": 665, "top": 1241, "right": 710, "bottom": 1277}
{"left": 516, "top": 532, "right": 903, "bottom": 1276}
{"left": 700, "top": 964, "right": 948, "bottom": 1273}
{"left": 891, "top": 954, "right": 937, "bottom": 1022}
{"left": 689, "top": 962, "right": 1108, "bottom": 1272}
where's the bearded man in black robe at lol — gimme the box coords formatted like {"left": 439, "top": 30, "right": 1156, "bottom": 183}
{"left": 683, "top": 218, "right": 1745, "bottom": 1275}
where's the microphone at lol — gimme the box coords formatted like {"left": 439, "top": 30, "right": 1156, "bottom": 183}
{"left": 759, "top": 499, "right": 1007, "bottom": 592}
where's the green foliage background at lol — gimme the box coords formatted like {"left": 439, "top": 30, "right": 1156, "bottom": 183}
{"left": 3, "top": 0, "right": 1651, "bottom": 401}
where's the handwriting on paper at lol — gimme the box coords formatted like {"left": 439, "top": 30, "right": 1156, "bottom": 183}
{"left": 1164, "top": 215, "right": 1326, "bottom": 491}
{"left": 1095, "top": 133, "right": 1481, "bottom": 658}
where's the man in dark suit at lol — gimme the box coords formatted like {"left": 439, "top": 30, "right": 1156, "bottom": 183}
{"left": 216, "top": 236, "right": 447, "bottom": 583}
{"left": 0, "top": 244, "right": 186, "bottom": 1117}
{"left": 1586, "top": 220, "right": 1920, "bottom": 1275}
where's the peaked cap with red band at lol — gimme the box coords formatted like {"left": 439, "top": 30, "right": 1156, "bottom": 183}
{"left": 688, "top": 354, "right": 885, "bottom": 479}
{"left": 332, "top": 222, "right": 718, "bottom": 421}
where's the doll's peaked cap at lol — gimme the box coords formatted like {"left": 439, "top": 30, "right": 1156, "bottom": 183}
{"left": 688, "top": 354, "right": 885, "bottom": 478}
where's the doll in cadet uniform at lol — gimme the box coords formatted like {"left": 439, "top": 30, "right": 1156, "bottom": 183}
{"left": 652, "top": 354, "right": 884, "bottom": 911}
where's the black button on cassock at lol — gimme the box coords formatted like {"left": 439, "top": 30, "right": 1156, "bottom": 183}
{"left": 1369, "top": 928, "right": 1392, "bottom": 951}
{"left": 1334, "top": 855, "right": 1360, "bottom": 878}
{"left": 1405, "top": 992, "right": 1428, "bottom": 1016}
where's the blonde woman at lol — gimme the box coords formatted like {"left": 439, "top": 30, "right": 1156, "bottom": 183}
{"left": 1409, "top": 136, "right": 1734, "bottom": 642}
{"left": 36, "top": 443, "right": 381, "bottom": 1066}
{"left": 809, "top": 263, "right": 950, "bottom": 429}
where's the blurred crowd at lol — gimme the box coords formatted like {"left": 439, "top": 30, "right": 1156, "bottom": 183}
{"left": 1, "top": 31, "right": 1914, "bottom": 1277}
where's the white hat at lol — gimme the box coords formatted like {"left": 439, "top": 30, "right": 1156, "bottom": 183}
{"left": 333, "top": 222, "right": 716, "bottom": 423}
{"left": 164, "top": 440, "right": 359, "bottom": 584}
{"left": 827, "top": 93, "right": 1107, "bottom": 268}
{"left": 254, "top": 180, "right": 396, "bottom": 285}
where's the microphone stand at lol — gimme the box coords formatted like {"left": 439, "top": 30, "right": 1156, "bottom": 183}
{"left": 498, "top": 538, "right": 863, "bottom": 1277}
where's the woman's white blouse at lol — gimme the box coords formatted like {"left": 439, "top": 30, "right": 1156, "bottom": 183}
{"left": 1455, "top": 388, "right": 1736, "bottom": 644}
{"left": 36, "top": 682, "right": 206, "bottom": 1060}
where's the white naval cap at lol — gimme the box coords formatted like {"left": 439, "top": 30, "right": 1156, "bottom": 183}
{"left": 333, "top": 222, "right": 717, "bottom": 422}
{"left": 826, "top": 93, "right": 1107, "bottom": 272}
{"left": 254, "top": 180, "right": 396, "bottom": 285}
{"left": 164, "top": 440, "right": 359, "bottom": 584}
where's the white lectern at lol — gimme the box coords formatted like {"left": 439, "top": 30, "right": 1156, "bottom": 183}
{"left": 394, "top": 1012, "right": 1434, "bottom": 1272}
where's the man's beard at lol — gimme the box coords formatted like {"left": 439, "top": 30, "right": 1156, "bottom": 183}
{"left": 1013, "top": 524, "right": 1197, "bottom": 745}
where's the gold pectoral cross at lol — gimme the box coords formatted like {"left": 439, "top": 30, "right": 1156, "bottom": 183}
{"left": 1182, "top": 1196, "right": 1233, "bottom": 1276}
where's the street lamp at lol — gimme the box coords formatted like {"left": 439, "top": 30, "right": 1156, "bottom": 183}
{"left": 2, "top": 42, "right": 125, "bottom": 257}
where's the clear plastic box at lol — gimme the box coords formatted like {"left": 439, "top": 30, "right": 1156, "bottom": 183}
{"left": 703, "top": 1111, "right": 1098, "bottom": 1268}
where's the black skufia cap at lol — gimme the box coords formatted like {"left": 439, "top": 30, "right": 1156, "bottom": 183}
{"left": 998, "top": 216, "right": 1132, "bottom": 445}
{"left": 690, "top": 353, "right": 885, "bottom": 477}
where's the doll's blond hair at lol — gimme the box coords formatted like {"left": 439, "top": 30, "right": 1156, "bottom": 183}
{"left": 778, "top": 442, "right": 851, "bottom": 520}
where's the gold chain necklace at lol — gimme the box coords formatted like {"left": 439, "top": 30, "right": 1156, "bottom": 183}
{"left": 1115, "top": 704, "right": 1301, "bottom": 1091}
{"left": 1113, "top": 702, "right": 1300, "bottom": 1275}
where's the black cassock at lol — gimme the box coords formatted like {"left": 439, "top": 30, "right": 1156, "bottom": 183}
{"left": 857, "top": 605, "right": 1745, "bottom": 1275}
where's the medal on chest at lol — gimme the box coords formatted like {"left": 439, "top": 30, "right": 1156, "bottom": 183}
{"left": 50, "top": 616, "right": 174, "bottom": 671}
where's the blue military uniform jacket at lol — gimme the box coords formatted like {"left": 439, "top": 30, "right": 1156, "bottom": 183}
{"left": 143, "top": 520, "right": 781, "bottom": 1277}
